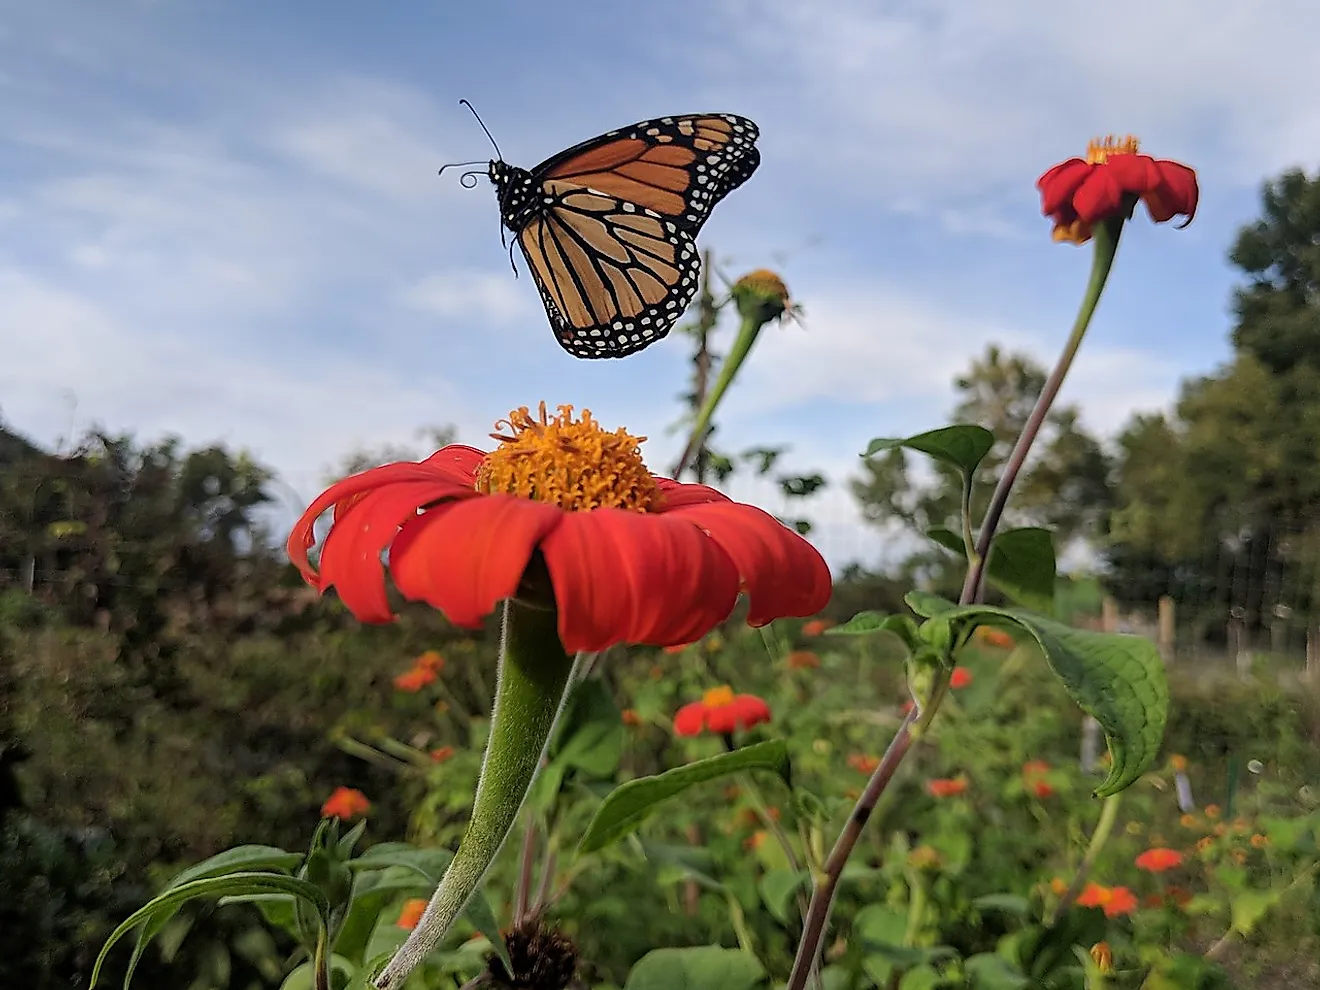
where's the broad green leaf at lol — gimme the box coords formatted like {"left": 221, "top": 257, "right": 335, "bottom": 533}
{"left": 829, "top": 611, "right": 920, "bottom": 647}
{"left": 899, "top": 965, "right": 942, "bottom": 990}
{"left": 165, "top": 845, "right": 305, "bottom": 889}
{"left": 624, "top": 946, "right": 765, "bottom": 990}
{"left": 943, "top": 606, "right": 1167, "bottom": 796}
{"left": 964, "top": 954, "right": 1029, "bottom": 990}
{"left": 92, "top": 873, "right": 329, "bottom": 989}
{"left": 280, "top": 954, "right": 355, "bottom": 990}
{"left": 971, "top": 894, "right": 1031, "bottom": 918}
{"left": 1229, "top": 889, "right": 1279, "bottom": 935}
{"left": 759, "top": 868, "right": 807, "bottom": 925}
{"left": 864, "top": 425, "right": 996, "bottom": 474}
{"left": 905, "top": 591, "right": 957, "bottom": 618}
{"left": 579, "top": 741, "right": 790, "bottom": 853}
{"left": 926, "top": 527, "right": 1057, "bottom": 614}
{"left": 552, "top": 677, "right": 625, "bottom": 778}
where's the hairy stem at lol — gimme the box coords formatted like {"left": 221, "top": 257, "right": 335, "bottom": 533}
{"left": 372, "top": 601, "right": 579, "bottom": 989}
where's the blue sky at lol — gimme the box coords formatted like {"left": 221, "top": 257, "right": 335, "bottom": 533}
{"left": 3, "top": 0, "right": 1319, "bottom": 569}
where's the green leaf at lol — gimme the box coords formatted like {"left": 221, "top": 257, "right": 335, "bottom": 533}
{"left": 964, "top": 954, "right": 1029, "bottom": 990}
{"left": 864, "top": 425, "right": 996, "bottom": 474}
{"left": 905, "top": 591, "right": 957, "bottom": 618}
{"left": 971, "top": 894, "right": 1031, "bottom": 919}
{"left": 925, "top": 527, "right": 1056, "bottom": 614}
{"left": 92, "top": 873, "right": 329, "bottom": 989}
{"left": 1229, "top": 889, "right": 1279, "bottom": 935}
{"left": 759, "top": 868, "right": 807, "bottom": 925}
{"left": 579, "top": 741, "right": 791, "bottom": 853}
{"left": 899, "top": 965, "right": 943, "bottom": 990}
{"left": 943, "top": 606, "right": 1168, "bottom": 796}
{"left": 551, "top": 677, "right": 625, "bottom": 778}
{"left": 623, "top": 946, "right": 765, "bottom": 990}
{"left": 829, "top": 611, "right": 920, "bottom": 647}
{"left": 280, "top": 954, "right": 355, "bottom": 990}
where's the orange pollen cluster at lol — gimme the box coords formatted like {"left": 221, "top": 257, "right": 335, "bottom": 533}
{"left": 734, "top": 268, "right": 791, "bottom": 305}
{"left": 702, "top": 685, "right": 736, "bottom": 707}
{"left": 475, "top": 401, "right": 661, "bottom": 512}
{"left": 1085, "top": 134, "right": 1140, "bottom": 164}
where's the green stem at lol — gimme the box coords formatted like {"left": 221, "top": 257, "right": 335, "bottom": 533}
{"left": 1051, "top": 793, "right": 1122, "bottom": 925}
{"left": 960, "top": 468, "right": 977, "bottom": 567}
{"left": 672, "top": 309, "right": 761, "bottom": 478}
{"left": 372, "top": 600, "right": 580, "bottom": 990}
{"left": 313, "top": 926, "right": 331, "bottom": 990}
{"left": 960, "top": 217, "right": 1123, "bottom": 604}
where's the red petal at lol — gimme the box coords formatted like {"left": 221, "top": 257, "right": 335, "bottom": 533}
{"left": 673, "top": 702, "right": 707, "bottom": 736}
{"left": 1102, "top": 154, "right": 1164, "bottom": 195}
{"left": 389, "top": 495, "right": 564, "bottom": 628}
{"left": 420, "top": 444, "right": 486, "bottom": 485}
{"left": 707, "top": 695, "right": 771, "bottom": 733}
{"left": 667, "top": 502, "right": 832, "bottom": 625}
{"left": 653, "top": 477, "right": 732, "bottom": 510}
{"left": 318, "top": 480, "right": 478, "bottom": 622}
{"left": 1037, "top": 159, "right": 1091, "bottom": 216}
{"left": 541, "top": 509, "right": 740, "bottom": 652}
{"left": 1144, "top": 160, "right": 1199, "bottom": 224}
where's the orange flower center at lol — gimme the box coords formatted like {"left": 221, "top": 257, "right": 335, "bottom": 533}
{"left": 475, "top": 402, "right": 661, "bottom": 512}
{"left": 734, "top": 268, "right": 791, "bottom": 304}
{"left": 703, "top": 685, "right": 736, "bottom": 707}
{"left": 1085, "top": 134, "right": 1140, "bottom": 164}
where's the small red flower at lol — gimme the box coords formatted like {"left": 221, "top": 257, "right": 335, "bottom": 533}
{"left": 393, "top": 666, "right": 438, "bottom": 692}
{"left": 621, "top": 708, "right": 642, "bottom": 727}
{"left": 1135, "top": 847, "right": 1184, "bottom": 873}
{"left": 288, "top": 404, "right": 831, "bottom": 654}
{"left": 848, "top": 753, "right": 881, "bottom": 775}
{"left": 414, "top": 650, "right": 445, "bottom": 673}
{"left": 1076, "top": 883, "right": 1108, "bottom": 908}
{"left": 1031, "top": 781, "right": 1055, "bottom": 799}
{"left": 673, "top": 686, "right": 771, "bottom": 736}
{"left": 397, "top": 898, "right": 427, "bottom": 930}
{"left": 786, "top": 649, "right": 821, "bottom": 670}
{"left": 321, "top": 786, "right": 370, "bottom": 820}
{"left": 975, "top": 626, "right": 1015, "bottom": 649}
{"left": 949, "top": 667, "right": 973, "bottom": 689}
{"left": 429, "top": 745, "right": 455, "bottom": 763}
{"left": 1037, "top": 135, "right": 1198, "bottom": 244}
{"left": 926, "top": 777, "right": 968, "bottom": 799}
{"left": 802, "top": 618, "right": 834, "bottom": 636}
{"left": 1103, "top": 887, "right": 1138, "bottom": 917}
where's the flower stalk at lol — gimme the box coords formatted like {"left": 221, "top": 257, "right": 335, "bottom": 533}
{"left": 1051, "top": 793, "right": 1123, "bottom": 924}
{"left": 372, "top": 599, "right": 580, "bottom": 989}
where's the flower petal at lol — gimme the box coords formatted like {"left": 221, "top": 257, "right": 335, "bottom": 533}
{"left": 706, "top": 695, "right": 771, "bottom": 734}
{"left": 653, "top": 477, "right": 733, "bottom": 510}
{"left": 668, "top": 502, "right": 832, "bottom": 625}
{"left": 388, "top": 495, "right": 564, "bottom": 628}
{"left": 1037, "top": 159, "right": 1091, "bottom": 215}
{"left": 673, "top": 701, "right": 707, "bottom": 736}
{"left": 318, "top": 481, "right": 477, "bottom": 622}
{"left": 1070, "top": 168, "right": 1127, "bottom": 223}
{"left": 1102, "top": 154, "right": 1164, "bottom": 195}
{"left": 1143, "top": 160, "right": 1199, "bottom": 224}
{"left": 541, "top": 509, "right": 740, "bottom": 652}
{"left": 420, "top": 444, "right": 486, "bottom": 485}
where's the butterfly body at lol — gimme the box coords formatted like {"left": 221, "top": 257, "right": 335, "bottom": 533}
{"left": 487, "top": 113, "right": 761, "bottom": 359}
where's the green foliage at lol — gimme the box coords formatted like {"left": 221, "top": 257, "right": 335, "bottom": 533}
{"left": 624, "top": 946, "right": 765, "bottom": 990}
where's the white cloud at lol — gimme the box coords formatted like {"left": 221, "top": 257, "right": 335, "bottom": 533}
{"left": 400, "top": 270, "right": 537, "bottom": 326}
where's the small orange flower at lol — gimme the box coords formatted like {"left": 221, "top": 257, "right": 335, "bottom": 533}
{"left": 1076, "top": 883, "right": 1108, "bottom": 908}
{"left": 673, "top": 686, "right": 771, "bottom": 736}
{"left": 926, "top": 777, "right": 968, "bottom": 799}
{"left": 848, "top": 753, "right": 881, "bottom": 775}
{"left": 414, "top": 650, "right": 444, "bottom": 673}
{"left": 1135, "top": 847, "right": 1183, "bottom": 873}
{"left": 744, "top": 830, "right": 768, "bottom": 851}
{"left": 1180, "top": 813, "right": 1199, "bottom": 829}
{"left": 802, "top": 618, "right": 834, "bottom": 636}
{"left": 1204, "top": 804, "right": 1221, "bottom": 819}
{"left": 1231, "top": 817, "right": 1251, "bottom": 834}
{"left": 1170, "top": 754, "right": 1188, "bottom": 772}
{"left": 393, "top": 666, "right": 438, "bottom": 692}
{"left": 786, "top": 649, "right": 821, "bottom": 670}
{"left": 1049, "top": 877, "right": 1068, "bottom": 895}
{"left": 1090, "top": 942, "right": 1113, "bottom": 974}
{"left": 621, "top": 708, "right": 642, "bottom": 727}
{"left": 1104, "top": 886, "right": 1138, "bottom": 917}
{"left": 1037, "top": 135, "right": 1198, "bottom": 244}
{"left": 975, "top": 626, "right": 1015, "bottom": 649}
{"left": 397, "top": 898, "right": 427, "bottom": 930}
{"left": 321, "top": 786, "right": 370, "bottom": 820}
{"left": 287, "top": 404, "right": 832, "bottom": 654}
{"left": 1250, "top": 833, "right": 1269, "bottom": 849}
{"left": 1213, "top": 823, "right": 1227, "bottom": 837}
{"left": 429, "top": 745, "right": 455, "bottom": 763}
{"left": 1231, "top": 849, "right": 1247, "bottom": 864}
{"left": 949, "top": 666, "right": 973, "bottom": 689}
{"left": 1195, "top": 836, "right": 1215, "bottom": 853}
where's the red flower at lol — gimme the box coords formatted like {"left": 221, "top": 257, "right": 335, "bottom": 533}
{"left": 848, "top": 753, "right": 881, "bottom": 775}
{"left": 975, "top": 626, "right": 1015, "bottom": 650}
{"left": 1076, "top": 883, "right": 1108, "bottom": 908}
{"left": 621, "top": 708, "right": 642, "bottom": 727}
{"left": 429, "top": 745, "right": 455, "bottom": 763}
{"left": 802, "top": 618, "right": 834, "bottom": 636}
{"left": 949, "top": 667, "right": 973, "bottom": 689}
{"left": 673, "top": 686, "right": 771, "bottom": 736}
{"left": 1038, "top": 135, "right": 1198, "bottom": 244}
{"left": 1076, "top": 883, "right": 1138, "bottom": 917}
{"left": 1135, "top": 847, "right": 1184, "bottom": 873}
{"left": 786, "top": 649, "right": 821, "bottom": 670}
{"left": 414, "top": 650, "right": 444, "bottom": 673}
{"left": 397, "top": 898, "right": 427, "bottom": 930}
{"left": 288, "top": 404, "right": 831, "bottom": 654}
{"left": 321, "top": 786, "right": 370, "bottom": 820}
{"left": 393, "top": 666, "right": 437, "bottom": 692}
{"left": 1022, "top": 760, "right": 1054, "bottom": 797}
{"left": 926, "top": 777, "right": 968, "bottom": 799}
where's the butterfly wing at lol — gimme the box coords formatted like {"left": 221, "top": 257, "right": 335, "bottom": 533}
{"left": 516, "top": 181, "right": 700, "bottom": 358}
{"left": 535, "top": 113, "right": 760, "bottom": 234}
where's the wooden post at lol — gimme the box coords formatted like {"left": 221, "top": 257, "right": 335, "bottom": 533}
{"left": 1229, "top": 607, "right": 1251, "bottom": 680}
{"left": 1158, "top": 595, "right": 1175, "bottom": 663}
{"left": 1101, "top": 596, "right": 1119, "bottom": 633}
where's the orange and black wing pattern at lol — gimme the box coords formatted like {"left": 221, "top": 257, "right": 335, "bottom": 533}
{"left": 491, "top": 114, "right": 760, "bottom": 358}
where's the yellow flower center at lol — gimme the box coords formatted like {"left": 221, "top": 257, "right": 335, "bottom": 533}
{"left": 1085, "top": 134, "right": 1140, "bottom": 164}
{"left": 733, "top": 268, "right": 791, "bottom": 305}
{"left": 475, "top": 402, "right": 661, "bottom": 512}
{"left": 703, "top": 685, "right": 736, "bottom": 708}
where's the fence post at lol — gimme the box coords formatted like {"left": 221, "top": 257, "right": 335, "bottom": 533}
{"left": 1229, "top": 607, "right": 1251, "bottom": 680}
{"left": 1157, "top": 595, "right": 1175, "bottom": 663}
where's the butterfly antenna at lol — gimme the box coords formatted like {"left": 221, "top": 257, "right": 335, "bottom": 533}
{"left": 459, "top": 99, "right": 503, "bottom": 162}
{"left": 437, "top": 159, "right": 487, "bottom": 178}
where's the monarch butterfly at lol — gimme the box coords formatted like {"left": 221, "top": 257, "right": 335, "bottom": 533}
{"left": 481, "top": 112, "right": 761, "bottom": 358}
